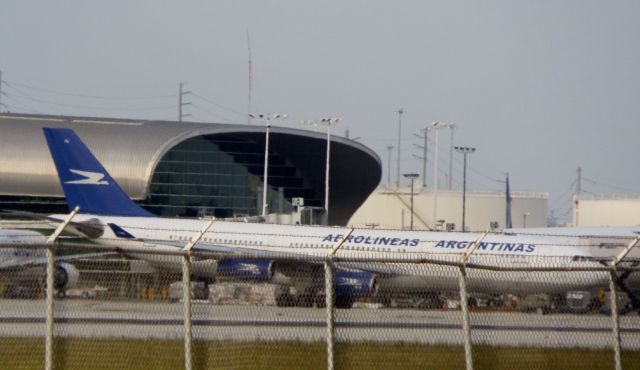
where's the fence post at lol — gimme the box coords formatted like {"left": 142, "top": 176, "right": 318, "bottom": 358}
{"left": 608, "top": 269, "right": 621, "bottom": 370}
{"left": 324, "top": 258, "right": 335, "bottom": 370}
{"left": 458, "top": 265, "right": 473, "bottom": 370}
{"left": 457, "top": 231, "right": 487, "bottom": 370}
{"left": 45, "top": 243, "right": 55, "bottom": 370}
{"left": 324, "top": 228, "right": 353, "bottom": 370}
{"left": 182, "top": 255, "right": 193, "bottom": 370}
{"left": 181, "top": 219, "right": 215, "bottom": 370}
{"left": 609, "top": 236, "right": 640, "bottom": 370}
{"left": 45, "top": 206, "right": 80, "bottom": 370}
{"left": 608, "top": 235, "right": 640, "bottom": 370}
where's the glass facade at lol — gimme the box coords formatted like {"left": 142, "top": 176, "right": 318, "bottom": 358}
{"left": 0, "top": 133, "right": 326, "bottom": 219}
{"left": 141, "top": 133, "right": 321, "bottom": 218}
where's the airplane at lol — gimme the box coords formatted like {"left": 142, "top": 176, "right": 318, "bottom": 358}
{"left": 506, "top": 226, "right": 640, "bottom": 239}
{"left": 0, "top": 228, "right": 84, "bottom": 297}
{"left": 505, "top": 226, "right": 640, "bottom": 260}
{"left": 39, "top": 127, "right": 614, "bottom": 308}
{"left": 505, "top": 226, "right": 640, "bottom": 309}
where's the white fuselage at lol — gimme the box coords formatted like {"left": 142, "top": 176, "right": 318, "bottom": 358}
{"left": 0, "top": 230, "right": 47, "bottom": 272}
{"left": 54, "top": 214, "right": 611, "bottom": 294}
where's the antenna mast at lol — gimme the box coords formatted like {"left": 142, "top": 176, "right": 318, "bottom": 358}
{"left": 574, "top": 166, "right": 582, "bottom": 226}
{"left": 247, "top": 29, "right": 253, "bottom": 125}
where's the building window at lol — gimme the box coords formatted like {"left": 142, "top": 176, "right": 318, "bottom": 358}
{"left": 141, "top": 134, "right": 315, "bottom": 218}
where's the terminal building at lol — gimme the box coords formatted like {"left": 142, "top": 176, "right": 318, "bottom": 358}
{"left": 10, "top": 113, "right": 634, "bottom": 230}
{"left": 349, "top": 185, "right": 549, "bottom": 231}
{"left": 0, "top": 113, "right": 382, "bottom": 226}
{"left": 573, "top": 194, "right": 640, "bottom": 227}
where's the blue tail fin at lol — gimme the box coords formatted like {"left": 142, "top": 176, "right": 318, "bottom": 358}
{"left": 43, "top": 128, "right": 154, "bottom": 217}
{"left": 108, "top": 223, "right": 136, "bottom": 238}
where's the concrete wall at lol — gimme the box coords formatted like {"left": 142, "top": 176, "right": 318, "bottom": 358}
{"left": 349, "top": 185, "right": 548, "bottom": 231}
{"left": 574, "top": 195, "right": 640, "bottom": 227}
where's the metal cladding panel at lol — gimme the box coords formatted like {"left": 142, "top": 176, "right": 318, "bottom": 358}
{"left": 0, "top": 114, "right": 381, "bottom": 223}
{"left": 0, "top": 116, "right": 192, "bottom": 198}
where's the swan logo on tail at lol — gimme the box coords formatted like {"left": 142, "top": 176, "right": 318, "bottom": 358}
{"left": 65, "top": 169, "right": 109, "bottom": 185}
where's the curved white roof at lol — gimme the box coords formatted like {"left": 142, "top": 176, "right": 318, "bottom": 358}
{"left": 0, "top": 114, "right": 382, "bottom": 224}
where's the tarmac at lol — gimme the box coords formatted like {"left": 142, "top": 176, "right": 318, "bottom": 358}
{"left": 1, "top": 299, "right": 639, "bottom": 349}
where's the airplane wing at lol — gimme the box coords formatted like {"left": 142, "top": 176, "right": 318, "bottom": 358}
{"left": 0, "top": 251, "right": 117, "bottom": 271}
{"left": 143, "top": 238, "right": 324, "bottom": 262}
{"left": 1, "top": 210, "right": 105, "bottom": 239}
{"left": 0, "top": 227, "right": 117, "bottom": 291}
{"left": 0, "top": 226, "right": 116, "bottom": 271}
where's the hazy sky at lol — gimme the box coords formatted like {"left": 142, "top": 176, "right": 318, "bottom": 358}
{"left": 1, "top": 1, "right": 639, "bottom": 221}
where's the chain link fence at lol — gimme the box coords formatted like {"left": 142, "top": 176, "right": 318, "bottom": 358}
{"left": 1, "top": 232, "right": 640, "bottom": 370}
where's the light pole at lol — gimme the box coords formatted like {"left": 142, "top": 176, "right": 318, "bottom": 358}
{"left": 448, "top": 123, "right": 456, "bottom": 190}
{"left": 419, "top": 126, "right": 428, "bottom": 187}
{"left": 386, "top": 145, "right": 394, "bottom": 186}
{"left": 250, "top": 113, "right": 288, "bottom": 217}
{"left": 454, "top": 146, "right": 476, "bottom": 232}
{"left": 303, "top": 117, "right": 341, "bottom": 225}
{"left": 431, "top": 121, "right": 454, "bottom": 226}
{"left": 403, "top": 173, "right": 419, "bottom": 230}
{"left": 396, "top": 108, "right": 404, "bottom": 186}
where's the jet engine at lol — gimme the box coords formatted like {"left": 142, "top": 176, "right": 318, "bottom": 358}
{"left": 216, "top": 259, "right": 274, "bottom": 282}
{"left": 311, "top": 271, "right": 380, "bottom": 308}
{"left": 54, "top": 262, "right": 80, "bottom": 290}
{"left": 334, "top": 271, "right": 378, "bottom": 297}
